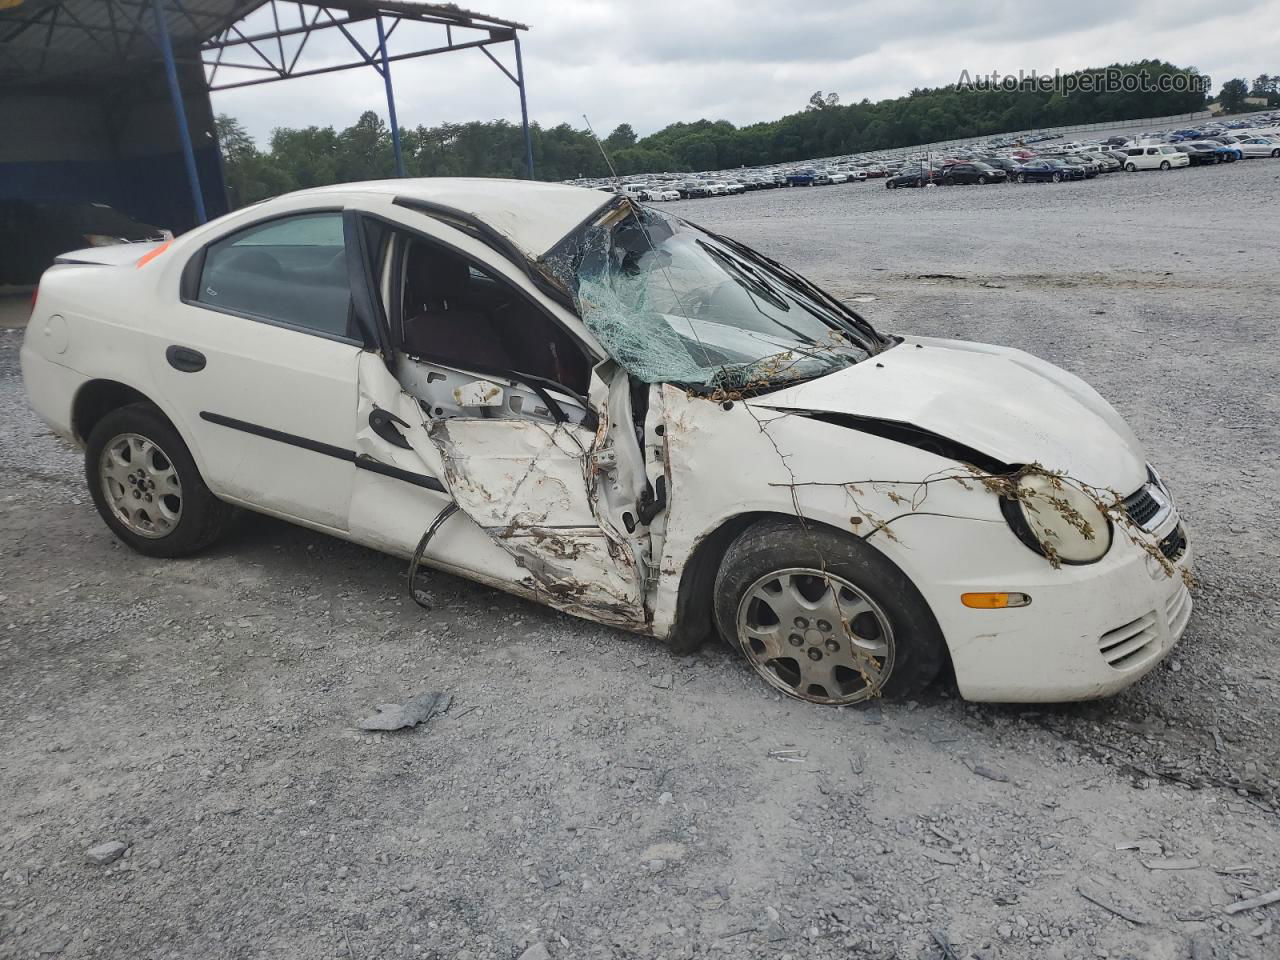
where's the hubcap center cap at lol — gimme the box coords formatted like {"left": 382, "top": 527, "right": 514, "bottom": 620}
{"left": 803, "top": 627, "right": 823, "bottom": 646}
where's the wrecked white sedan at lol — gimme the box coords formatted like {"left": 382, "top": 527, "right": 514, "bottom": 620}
{"left": 22, "top": 179, "right": 1193, "bottom": 705}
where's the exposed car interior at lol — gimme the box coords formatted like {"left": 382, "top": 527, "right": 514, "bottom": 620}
{"left": 380, "top": 230, "right": 596, "bottom": 427}
{"left": 395, "top": 239, "right": 591, "bottom": 393}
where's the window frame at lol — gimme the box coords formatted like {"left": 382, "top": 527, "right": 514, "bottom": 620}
{"left": 180, "top": 206, "right": 367, "bottom": 348}
{"left": 354, "top": 211, "right": 603, "bottom": 392}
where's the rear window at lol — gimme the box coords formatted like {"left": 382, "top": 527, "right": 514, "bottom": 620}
{"left": 195, "top": 212, "right": 353, "bottom": 339}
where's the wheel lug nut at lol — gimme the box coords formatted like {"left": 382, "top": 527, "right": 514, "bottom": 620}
{"left": 132, "top": 490, "right": 141, "bottom": 499}
{"left": 825, "top": 639, "right": 839, "bottom": 652}
{"left": 817, "top": 619, "right": 831, "bottom": 632}
{"left": 807, "top": 648, "right": 822, "bottom": 661}
{"left": 794, "top": 617, "right": 808, "bottom": 628}
{"left": 144, "top": 494, "right": 153, "bottom": 502}
{"left": 788, "top": 634, "right": 804, "bottom": 647}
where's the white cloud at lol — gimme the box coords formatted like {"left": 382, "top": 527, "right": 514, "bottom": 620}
{"left": 210, "top": 0, "right": 1280, "bottom": 144}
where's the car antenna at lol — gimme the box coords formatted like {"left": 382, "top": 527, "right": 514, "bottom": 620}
{"left": 583, "top": 114, "right": 622, "bottom": 189}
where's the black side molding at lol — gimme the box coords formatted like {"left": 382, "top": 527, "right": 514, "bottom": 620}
{"left": 199, "top": 412, "right": 445, "bottom": 493}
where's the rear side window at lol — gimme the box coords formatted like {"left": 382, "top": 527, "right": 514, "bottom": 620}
{"left": 195, "top": 212, "right": 353, "bottom": 339}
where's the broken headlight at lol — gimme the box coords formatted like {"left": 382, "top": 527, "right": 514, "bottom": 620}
{"left": 1000, "top": 474, "right": 1112, "bottom": 565}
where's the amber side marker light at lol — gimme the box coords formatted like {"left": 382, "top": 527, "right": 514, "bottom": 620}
{"left": 961, "top": 592, "right": 1032, "bottom": 609}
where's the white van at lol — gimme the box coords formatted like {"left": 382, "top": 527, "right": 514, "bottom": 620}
{"left": 1121, "top": 145, "right": 1190, "bottom": 171}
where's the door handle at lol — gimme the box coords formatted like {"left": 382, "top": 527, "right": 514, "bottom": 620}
{"left": 369, "top": 407, "right": 412, "bottom": 450}
{"left": 166, "top": 345, "right": 206, "bottom": 372}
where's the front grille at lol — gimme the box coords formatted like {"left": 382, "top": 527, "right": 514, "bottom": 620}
{"left": 1098, "top": 612, "right": 1160, "bottom": 670}
{"left": 1159, "top": 525, "right": 1187, "bottom": 561}
{"left": 1123, "top": 486, "right": 1161, "bottom": 527}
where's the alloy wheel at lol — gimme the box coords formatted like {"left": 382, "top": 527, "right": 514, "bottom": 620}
{"left": 735, "top": 568, "right": 895, "bottom": 705}
{"left": 99, "top": 433, "right": 183, "bottom": 538}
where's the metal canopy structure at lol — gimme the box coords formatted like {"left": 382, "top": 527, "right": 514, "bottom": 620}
{"left": 0, "top": 0, "right": 535, "bottom": 226}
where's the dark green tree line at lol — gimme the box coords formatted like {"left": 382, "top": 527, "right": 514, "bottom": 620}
{"left": 217, "top": 60, "right": 1217, "bottom": 207}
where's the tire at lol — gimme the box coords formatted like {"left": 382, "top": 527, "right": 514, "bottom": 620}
{"left": 977, "top": 176, "right": 987, "bottom": 184}
{"left": 1160, "top": 161, "right": 1170, "bottom": 170}
{"left": 1272, "top": 149, "right": 1280, "bottom": 158}
{"left": 886, "top": 180, "right": 896, "bottom": 189}
{"left": 1051, "top": 172, "right": 1062, "bottom": 182}
{"left": 85, "top": 402, "right": 230, "bottom": 558}
{"left": 713, "top": 518, "right": 946, "bottom": 705}
{"left": 1125, "top": 163, "right": 1136, "bottom": 172}
{"left": 1017, "top": 173, "right": 1027, "bottom": 183}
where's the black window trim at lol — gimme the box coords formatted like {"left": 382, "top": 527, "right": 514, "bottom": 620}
{"left": 179, "top": 206, "right": 368, "bottom": 349}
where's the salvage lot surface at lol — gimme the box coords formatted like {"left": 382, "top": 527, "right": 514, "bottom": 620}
{"left": 2, "top": 161, "right": 1279, "bottom": 960}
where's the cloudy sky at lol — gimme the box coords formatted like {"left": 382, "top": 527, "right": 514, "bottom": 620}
{"left": 212, "top": 0, "right": 1280, "bottom": 144}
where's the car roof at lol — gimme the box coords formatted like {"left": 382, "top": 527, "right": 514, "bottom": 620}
{"left": 280, "top": 177, "right": 614, "bottom": 257}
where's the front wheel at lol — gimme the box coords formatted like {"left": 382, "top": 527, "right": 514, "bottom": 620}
{"left": 714, "top": 519, "right": 946, "bottom": 705}
{"left": 976, "top": 176, "right": 987, "bottom": 184}
{"left": 1160, "top": 160, "right": 1171, "bottom": 170}
{"left": 1051, "top": 172, "right": 1062, "bottom": 182}
{"left": 85, "top": 402, "right": 230, "bottom": 558}
{"left": 886, "top": 180, "right": 896, "bottom": 189}
{"left": 1125, "top": 163, "right": 1137, "bottom": 172}
{"left": 1272, "top": 149, "right": 1280, "bottom": 158}
{"left": 1017, "top": 173, "right": 1027, "bottom": 183}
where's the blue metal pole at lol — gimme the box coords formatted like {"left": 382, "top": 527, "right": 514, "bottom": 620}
{"left": 150, "top": 0, "right": 206, "bottom": 224}
{"left": 376, "top": 15, "right": 405, "bottom": 177}
{"left": 513, "top": 33, "right": 533, "bottom": 179}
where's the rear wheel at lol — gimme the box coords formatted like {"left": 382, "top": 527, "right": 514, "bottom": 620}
{"left": 714, "top": 519, "right": 946, "bottom": 705}
{"left": 85, "top": 403, "right": 230, "bottom": 558}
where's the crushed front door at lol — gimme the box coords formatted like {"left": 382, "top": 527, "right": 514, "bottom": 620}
{"left": 426, "top": 415, "right": 647, "bottom": 626}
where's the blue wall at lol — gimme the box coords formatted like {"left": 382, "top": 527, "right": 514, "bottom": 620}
{"left": 0, "top": 147, "right": 227, "bottom": 233}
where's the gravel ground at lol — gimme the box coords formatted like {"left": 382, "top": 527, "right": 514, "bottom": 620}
{"left": 2, "top": 160, "right": 1279, "bottom": 960}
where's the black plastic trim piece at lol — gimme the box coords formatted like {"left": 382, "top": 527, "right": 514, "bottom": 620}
{"left": 166, "top": 345, "right": 206, "bottom": 372}
{"left": 798, "top": 411, "right": 1009, "bottom": 474}
{"left": 198, "top": 412, "right": 444, "bottom": 492}
{"left": 354, "top": 454, "right": 446, "bottom": 492}
{"left": 344, "top": 209, "right": 393, "bottom": 357}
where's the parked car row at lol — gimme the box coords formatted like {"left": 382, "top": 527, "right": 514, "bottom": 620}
{"left": 567, "top": 112, "right": 1280, "bottom": 201}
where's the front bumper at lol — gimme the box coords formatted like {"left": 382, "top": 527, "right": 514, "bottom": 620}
{"left": 886, "top": 511, "right": 1194, "bottom": 702}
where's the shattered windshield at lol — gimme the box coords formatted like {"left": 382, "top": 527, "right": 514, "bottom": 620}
{"left": 541, "top": 204, "right": 884, "bottom": 393}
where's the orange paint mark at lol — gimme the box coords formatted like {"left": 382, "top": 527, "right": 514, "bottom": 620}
{"left": 135, "top": 241, "right": 173, "bottom": 269}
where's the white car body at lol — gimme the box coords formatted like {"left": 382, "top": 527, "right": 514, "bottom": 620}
{"left": 1121, "top": 145, "right": 1191, "bottom": 170}
{"left": 21, "top": 179, "right": 1193, "bottom": 705}
{"left": 1236, "top": 137, "right": 1280, "bottom": 158}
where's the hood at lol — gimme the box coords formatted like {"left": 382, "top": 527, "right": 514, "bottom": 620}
{"left": 751, "top": 336, "right": 1148, "bottom": 492}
